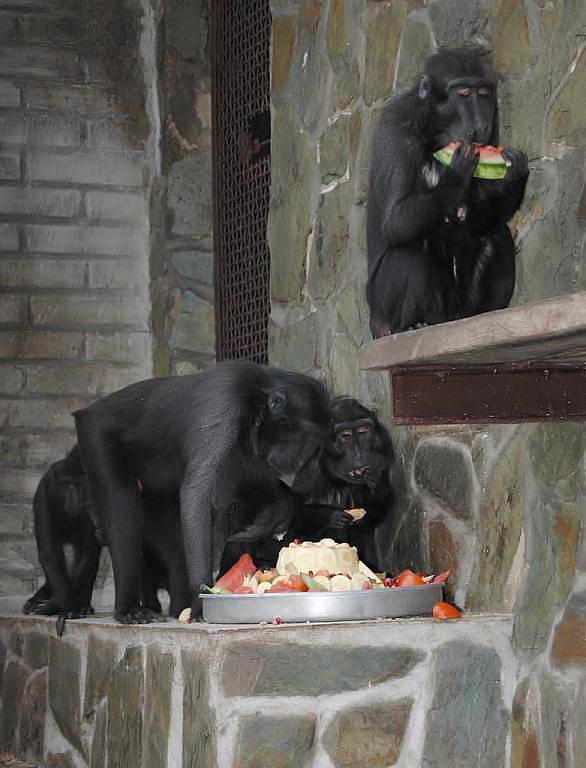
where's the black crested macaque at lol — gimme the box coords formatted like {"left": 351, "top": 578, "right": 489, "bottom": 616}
{"left": 220, "top": 398, "right": 393, "bottom": 573}
{"left": 73, "top": 362, "right": 331, "bottom": 622}
{"left": 366, "top": 47, "right": 529, "bottom": 336}
{"left": 23, "top": 445, "right": 191, "bottom": 624}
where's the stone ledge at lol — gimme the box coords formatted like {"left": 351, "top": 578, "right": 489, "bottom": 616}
{"left": 0, "top": 609, "right": 515, "bottom": 767}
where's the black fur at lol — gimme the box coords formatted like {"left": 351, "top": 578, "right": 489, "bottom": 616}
{"left": 73, "top": 362, "right": 331, "bottom": 622}
{"left": 366, "top": 47, "right": 529, "bottom": 336}
{"left": 220, "top": 398, "right": 393, "bottom": 573}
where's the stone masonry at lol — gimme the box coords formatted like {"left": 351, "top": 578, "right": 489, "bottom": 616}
{"left": 268, "top": 1, "right": 586, "bottom": 766}
{"left": 0, "top": 612, "right": 515, "bottom": 768}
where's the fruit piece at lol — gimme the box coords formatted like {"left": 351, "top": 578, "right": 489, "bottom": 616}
{"left": 267, "top": 581, "right": 297, "bottom": 593}
{"left": 313, "top": 575, "right": 332, "bottom": 591}
{"left": 433, "top": 141, "right": 509, "bottom": 180}
{"left": 234, "top": 586, "right": 254, "bottom": 594}
{"left": 345, "top": 507, "right": 367, "bottom": 521}
{"left": 432, "top": 601, "right": 462, "bottom": 620}
{"left": 288, "top": 575, "right": 309, "bottom": 592}
{"left": 178, "top": 607, "right": 192, "bottom": 622}
{"left": 300, "top": 573, "right": 328, "bottom": 591}
{"left": 432, "top": 569, "right": 451, "bottom": 584}
{"left": 330, "top": 574, "right": 352, "bottom": 591}
{"left": 315, "top": 569, "right": 330, "bottom": 577}
{"left": 257, "top": 581, "right": 273, "bottom": 594}
{"left": 394, "top": 569, "right": 426, "bottom": 587}
{"left": 351, "top": 573, "right": 371, "bottom": 591}
{"left": 257, "top": 569, "right": 278, "bottom": 583}
{"left": 283, "top": 562, "right": 300, "bottom": 575}
{"left": 215, "top": 553, "right": 257, "bottom": 592}
{"left": 358, "top": 560, "right": 383, "bottom": 584}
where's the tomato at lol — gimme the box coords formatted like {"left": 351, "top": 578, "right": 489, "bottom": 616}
{"left": 432, "top": 569, "right": 451, "bottom": 584}
{"left": 394, "top": 569, "right": 426, "bottom": 587}
{"left": 268, "top": 576, "right": 308, "bottom": 593}
{"left": 288, "top": 575, "right": 309, "bottom": 592}
{"left": 233, "top": 586, "right": 254, "bottom": 594}
{"left": 215, "top": 553, "right": 257, "bottom": 592}
{"left": 432, "top": 602, "right": 461, "bottom": 620}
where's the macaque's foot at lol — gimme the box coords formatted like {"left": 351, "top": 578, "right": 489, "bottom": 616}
{"left": 115, "top": 606, "right": 167, "bottom": 625}
{"left": 25, "top": 597, "right": 60, "bottom": 616}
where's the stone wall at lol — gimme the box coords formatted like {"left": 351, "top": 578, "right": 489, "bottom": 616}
{"left": 267, "top": 1, "right": 586, "bottom": 765}
{"left": 150, "top": 0, "right": 215, "bottom": 377}
{"left": 0, "top": 613, "right": 517, "bottom": 768}
{"left": 0, "top": 0, "right": 159, "bottom": 596}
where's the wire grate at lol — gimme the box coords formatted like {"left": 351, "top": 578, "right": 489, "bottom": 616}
{"left": 212, "top": 0, "right": 271, "bottom": 364}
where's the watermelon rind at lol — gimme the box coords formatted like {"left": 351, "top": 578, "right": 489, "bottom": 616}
{"left": 432, "top": 147, "right": 509, "bottom": 180}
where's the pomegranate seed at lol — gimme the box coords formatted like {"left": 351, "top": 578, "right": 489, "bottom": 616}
{"left": 308, "top": 570, "right": 314, "bottom": 576}
{"left": 293, "top": 538, "right": 301, "bottom": 545}
{"left": 273, "top": 617, "right": 282, "bottom": 625}
{"left": 383, "top": 578, "right": 395, "bottom": 587}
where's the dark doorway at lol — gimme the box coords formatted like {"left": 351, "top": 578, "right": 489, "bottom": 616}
{"left": 211, "top": 0, "right": 272, "bottom": 363}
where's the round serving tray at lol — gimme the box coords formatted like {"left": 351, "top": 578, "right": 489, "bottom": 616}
{"left": 201, "top": 582, "right": 443, "bottom": 624}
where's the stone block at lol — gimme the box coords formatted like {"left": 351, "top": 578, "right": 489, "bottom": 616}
{"left": 429, "top": 519, "right": 458, "bottom": 603}
{"left": 546, "top": 46, "right": 586, "bottom": 147}
{"left": 308, "top": 183, "right": 352, "bottom": 300}
{"left": 0, "top": 80, "right": 20, "bottom": 108}
{"left": 387, "top": 500, "right": 430, "bottom": 576}
{"left": 236, "top": 714, "right": 315, "bottom": 768}
{"left": 289, "top": 1, "right": 328, "bottom": 129}
{"left": 0, "top": 153, "right": 20, "bottom": 180}
{"left": 165, "top": 0, "right": 208, "bottom": 61}
{"left": 0, "top": 114, "right": 82, "bottom": 146}
{"left": 169, "top": 290, "right": 215, "bottom": 354}
{"left": 421, "top": 643, "right": 508, "bottom": 768}
{"left": 25, "top": 224, "right": 143, "bottom": 257}
{"left": 0, "top": 44, "right": 82, "bottom": 79}
{"left": 269, "top": 311, "right": 318, "bottom": 372}
{"left": 326, "top": 0, "right": 361, "bottom": 109}
{"left": 428, "top": 0, "right": 490, "bottom": 46}
{"left": 414, "top": 439, "right": 474, "bottom": 520}
{"left": 168, "top": 150, "right": 213, "bottom": 237}
{"left": 27, "top": 363, "right": 145, "bottom": 396}
{"left": 0, "top": 223, "right": 19, "bottom": 250}
{"left": 107, "top": 646, "right": 144, "bottom": 768}
{"left": 490, "top": 0, "right": 532, "bottom": 77}
{"left": 20, "top": 13, "right": 81, "bottom": 45}
{"left": 0, "top": 330, "right": 83, "bottom": 359}
{"left": 88, "top": 259, "right": 148, "bottom": 291}
{"left": 47, "top": 753, "right": 76, "bottom": 768}
{"left": 86, "top": 190, "right": 147, "bottom": 223}
{"left": 364, "top": 1, "right": 408, "bottom": 105}
{"left": 221, "top": 642, "right": 424, "bottom": 697}
{"left": 0, "top": 259, "right": 87, "bottom": 289}
{"left": 551, "top": 591, "right": 586, "bottom": 668}
{"left": 23, "top": 82, "right": 117, "bottom": 115}
{"left": 30, "top": 294, "right": 149, "bottom": 330}
{"left": 84, "top": 331, "right": 152, "bottom": 364}
{"left": 539, "top": 671, "right": 571, "bottom": 768}
{"left": 144, "top": 647, "right": 174, "bottom": 768}
{"left": 0, "top": 187, "right": 81, "bottom": 217}
{"left": 19, "top": 670, "right": 47, "bottom": 763}
{"left": 1, "top": 660, "right": 29, "bottom": 752}
{"left": 0, "top": 296, "right": 25, "bottom": 324}
{"left": 22, "top": 632, "right": 49, "bottom": 670}
{"left": 0, "top": 502, "right": 30, "bottom": 535}
{"left": 0, "top": 11, "right": 17, "bottom": 42}
{"left": 171, "top": 249, "right": 214, "bottom": 285}
{"left": 0, "top": 398, "right": 86, "bottom": 430}
{"left": 29, "top": 150, "right": 145, "bottom": 188}
{"left": 86, "top": 120, "right": 145, "bottom": 150}
{"left": 83, "top": 634, "right": 117, "bottom": 722}
{"left": 324, "top": 699, "right": 412, "bottom": 768}
{"left": 0, "top": 364, "right": 26, "bottom": 394}
{"left": 182, "top": 650, "right": 216, "bottom": 768}
{"left": 510, "top": 678, "right": 540, "bottom": 768}
{"left": 48, "top": 637, "right": 84, "bottom": 757}
{"left": 272, "top": 12, "right": 297, "bottom": 94}
{"left": 319, "top": 114, "right": 350, "bottom": 183}
{"left": 0, "top": 467, "right": 42, "bottom": 499}
{"left": 528, "top": 422, "right": 585, "bottom": 502}
{"left": 90, "top": 701, "right": 107, "bottom": 768}
{"left": 395, "top": 11, "right": 434, "bottom": 90}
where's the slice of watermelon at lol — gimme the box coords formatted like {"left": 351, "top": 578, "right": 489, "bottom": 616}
{"left": 433, "top": 142, "right": 509, "bottom": 180}
{"left": 214, "top": 553, "right": 257, "bottom": 592}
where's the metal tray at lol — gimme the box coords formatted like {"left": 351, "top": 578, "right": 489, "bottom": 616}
{"left": 201, "top": 582, "right": 443, "bottom": 624}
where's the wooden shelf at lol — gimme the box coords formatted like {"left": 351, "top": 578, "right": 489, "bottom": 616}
{"left": 358, "top": 292, "right": 586, "bottom": 424}
{"left": 359, "top": 292, "right": 586, "bottom": 371}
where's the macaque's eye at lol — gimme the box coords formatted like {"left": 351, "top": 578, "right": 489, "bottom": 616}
{"left": 456, "top": 87, "right": 472, "bottom": 97}
{"left": 339, "top": 430, "right": 353, "bottom": 441}
{"left": 357, "top": 425, "right": 372, "bottom": 435}
{"left": 478, "top": 87, "right": 492, "bottom": 98}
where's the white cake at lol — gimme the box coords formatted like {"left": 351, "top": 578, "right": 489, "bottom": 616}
{"left": 276, "top": 538, "right": 360, "bottom": 576}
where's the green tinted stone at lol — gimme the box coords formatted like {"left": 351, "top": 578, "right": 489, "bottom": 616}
{"left": 22, "top": 632, "right": 48, "bottom": 670}
{"left": 221, "top": 643, "right": 424, "bottom": 697}
{"left": 236, "top": 714, "right": 315, "bottom": 768}
{"left": 320, "top": 115, "right": 350, "bottom": 183}
{"left": 364, "top": 1, "right": 408, "bottom": 105}
{"left": 546, "top": 47, "right": 586, "bottom": 147}
{"left": 491, "top": 0, "right": 532, "bottom": 76}
{"left": 324, "top": 699, "right": 411, "bottom": 767}
{"left": 308, "top": 183, "right": 352, "bottom": 300}
{"left": 169, "top": 290, "right": 215, "bottom": 355}
{"left": 422, "top": 643, "right": 508, "bottom": 768}
{"left": 49, "top": 638, "right": 84, "bottom": 758}
{"left": 539, "top": 671, "right": 571, "bottom": 768}
{"left": 395, "top": 11, "right": 433, "bottom": 90}
{"left": 269, "top": 311, "right": 318, "bottom": 372}
{"left": 272, "top": 13, "right": 297, "bottom": 95}
{"left": 84, "top": 634, "right": 118, "bottom": 722}
{"left": 428, "top": 0, "right": 490, "bottom": 46}
{"left": 2, "top": 660, "right": 29, "bottom": 752}
{"left": 528, "top": 423, "right": 585, "bottom": 501}
{"left": 182, "top": 650, "right": 215, "bottom": 768}
{"left": 90, "top": 701, "right": 107, "bottom": 768}
{"left": 19, "top": 670, "right": 47, "bottom": 762}
{"left": 327, "top": 0, "right": 361, "bottom": 108}
{"left": 144, "top": 647, "right": 174, "bottom": 768}
{"left": 107, "top": 647, "right": 144, "bottom": 768}
{"left": 414, "top": 439, "right": 474, "bottom": 521}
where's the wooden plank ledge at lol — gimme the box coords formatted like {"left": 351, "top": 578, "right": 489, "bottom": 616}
{"left": 358, "top": 291, "right": 586, "bottom": 371}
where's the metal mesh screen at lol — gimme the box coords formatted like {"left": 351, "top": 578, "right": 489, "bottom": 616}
{"left": 212, "top": 0, "right": 271, "bottom": 364}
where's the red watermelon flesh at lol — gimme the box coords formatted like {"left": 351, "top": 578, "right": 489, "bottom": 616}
{"left": 214, "top": 553, "right": 257, "bottom": 592}
{"left": 433, "top": 142, "right": 509, "bottom": 180}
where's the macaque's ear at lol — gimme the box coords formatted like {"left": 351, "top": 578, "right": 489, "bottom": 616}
{"left": 267, "top": 388, "right": 287, "bottom": 414}
{"left": 418, "top": 74, "right": 431, "bottom": 100}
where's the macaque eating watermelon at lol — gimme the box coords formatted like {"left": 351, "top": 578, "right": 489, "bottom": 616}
{"left": 433, "top": 142, "right": 510, "bottom": 180}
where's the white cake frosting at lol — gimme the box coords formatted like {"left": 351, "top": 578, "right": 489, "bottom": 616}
{"left": 276, "top": 538, "right": 360, "bottom": 576}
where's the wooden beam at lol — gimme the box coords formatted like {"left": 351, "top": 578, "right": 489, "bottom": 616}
{"left": 359, "top": 292, "right": 586, "bottom": 371}
{"left": 390, "top": 365, "right": 586, "bottom": 424}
